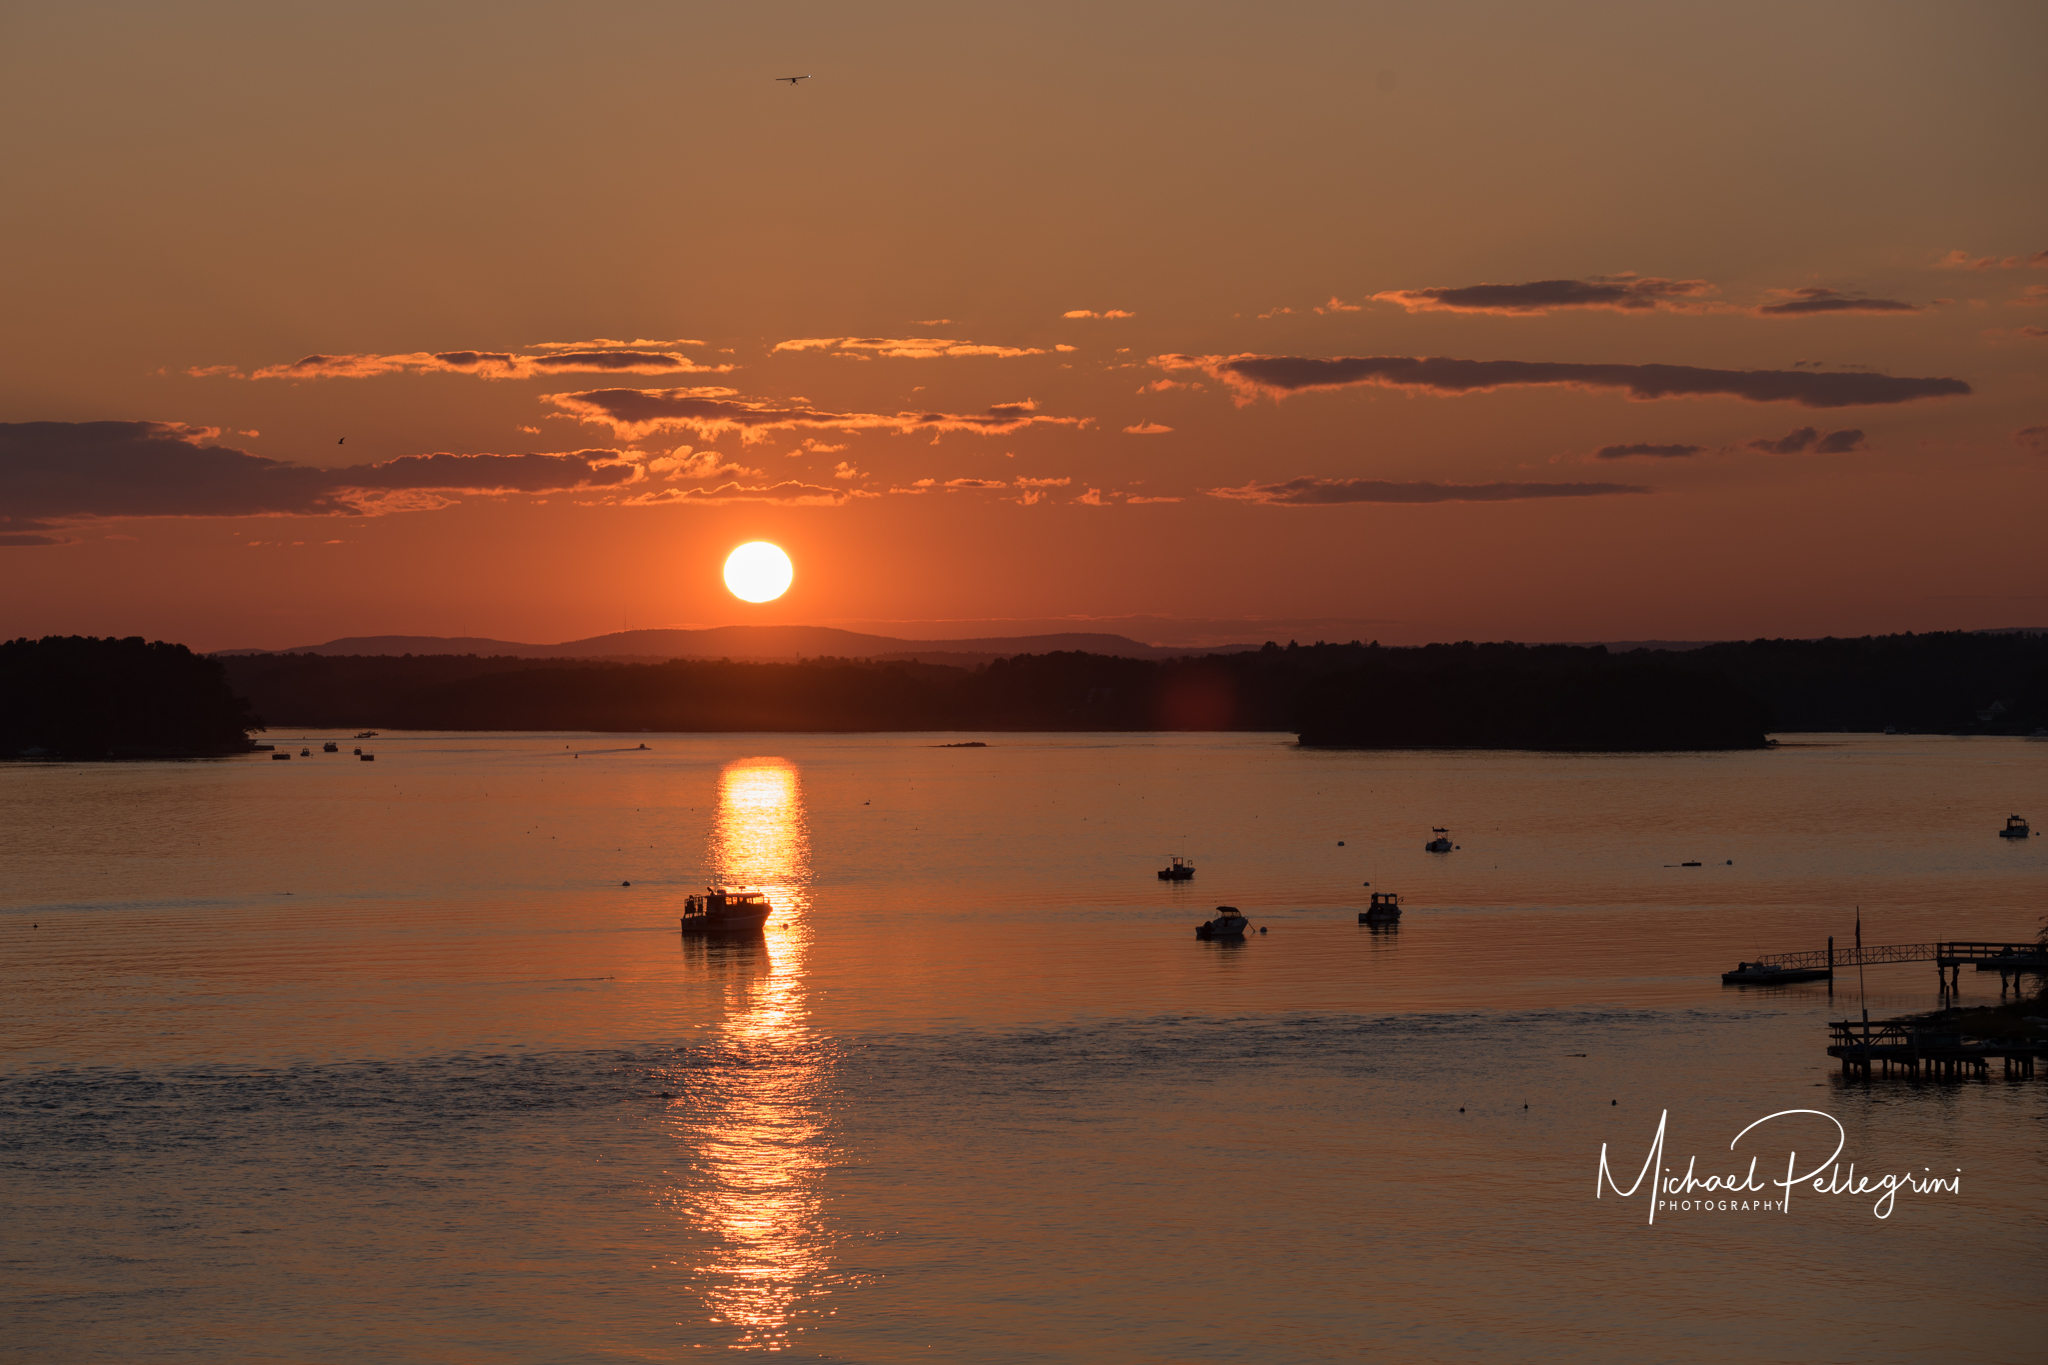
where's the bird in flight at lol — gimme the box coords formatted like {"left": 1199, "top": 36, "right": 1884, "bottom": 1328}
{"left": 337, "top": 437, "right": 346, "bottom": 445}
{"left": 775, "top": 75, "right": 810, "bottom": 85}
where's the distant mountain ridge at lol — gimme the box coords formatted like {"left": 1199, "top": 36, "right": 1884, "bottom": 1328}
{"left": 214, "top": 626, "right": 1262, "bottom": 663}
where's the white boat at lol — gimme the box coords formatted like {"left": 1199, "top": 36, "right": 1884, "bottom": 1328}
{"left": 1194, "top": 906, "right": 1249, "bottom": 939}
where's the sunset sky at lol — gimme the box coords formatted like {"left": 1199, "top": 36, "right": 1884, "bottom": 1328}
{"left": 3, "top": 1, "right": 2042, "bottom": 651}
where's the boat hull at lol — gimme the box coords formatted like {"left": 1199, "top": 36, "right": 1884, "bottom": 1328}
{"left": 679, "top": 909, "right": 772, "bottom": 934}
{"left": 1721, "top": 966, "right": 1831, "bottom": 985}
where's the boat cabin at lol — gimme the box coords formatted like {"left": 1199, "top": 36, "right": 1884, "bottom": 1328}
{"left": 2001, "top": 814, "right": 2031, "bottom": 839}
{"left": 684, "top": 887, "right": 771, "bottom": 915}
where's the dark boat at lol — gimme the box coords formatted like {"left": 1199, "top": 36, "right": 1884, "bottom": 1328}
{"left": 1359, "top": 891, "right": 1402, "bottom": 923}
{"left": 1999, "top": 814, "right": 2031, "bottom": 839}
{"left": 1424, "top": 827, "right": 1453, "bottom": 853}
{"left": 323, "top": 742, "right": 338, "bottom": 753}
{"left": 1721, "top": 961, "right": 1832, "bottom": 985}
{"left": 1195, "top": 906, "right": 1249, "bottom": 940}
{"left": 354, "top": 731, "right": 378, "bottom": 740}
{"left": 680, "top": 886, "right": 774, "bottom": 933}
{"left": 1158, "top": 855, "right": 1196, "bottom": 881}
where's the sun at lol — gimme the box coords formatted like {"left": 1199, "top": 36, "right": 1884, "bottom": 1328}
{"left": 723, "top": 541, "right": 793, "bottom": 603}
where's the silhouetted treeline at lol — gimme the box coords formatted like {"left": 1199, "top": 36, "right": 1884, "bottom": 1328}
{"left": 3, "top": 636, "right": 263, "bottom": 758}
{"left": 215, "top": 630, "right": 2048, "bottom": 748}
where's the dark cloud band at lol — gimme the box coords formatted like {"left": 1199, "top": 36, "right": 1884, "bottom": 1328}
{"left": 1152, "top": 354, "right": 1969, "bottom": 409}
{"left": 0, "top": 421, "right": 645, "bottom": 544}
{"left": 1373, "top": 275, "right": 1714, "bottom": 315}
{"left": 544, "top": 387, "right": 1084, "bottom": 442}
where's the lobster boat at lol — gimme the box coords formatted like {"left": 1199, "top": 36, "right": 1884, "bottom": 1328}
{"left": 680, "top": 887, "right": 774, "bottom": 933}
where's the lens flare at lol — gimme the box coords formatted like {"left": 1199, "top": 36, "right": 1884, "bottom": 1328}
{"left": 723, "top": 542, "right": 793, "bottom": 603}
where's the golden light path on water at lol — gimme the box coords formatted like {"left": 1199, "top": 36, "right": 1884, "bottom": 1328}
{"left": 663, "top": 757, "right": 839, "bottom": 1351}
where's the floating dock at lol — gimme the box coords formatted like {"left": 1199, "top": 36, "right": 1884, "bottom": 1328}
{"left": 1827, "top": 1019, "right": 2045, "bottom": 1080}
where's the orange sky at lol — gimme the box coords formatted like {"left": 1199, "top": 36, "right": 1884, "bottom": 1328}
{"left": 2, "top": 1, "right": 2042, "bottom": 650}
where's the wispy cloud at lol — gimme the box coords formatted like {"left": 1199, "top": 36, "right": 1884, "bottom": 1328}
{"left": 1936, "top": 249, "right": 2048, "bottom": 271}
{"left": 1315, "top": 296, "right": 1362, "bottom": 314}
{"left": 1208, "top": 477, "right": 1651, "bottom": 505}
{"left": 2015, "top": 426, "right": 2047, "bottom": 454}
{"left": 0, "top": 420, "right": 647, "bottom": 545}
{"left": 621, "top": 480, "right": 868, "bottom": 507}
{"left": 1590, "top": 442, "right": 1705, "bottom": 460}
{"left": 774, "top": 336, "right": 1047, "bottom": 359}
{"left": 544, "top": 387, "right": 1086, "bottom": 443}
{"left": 1062, "top": 309, "right": 1136, "bottom": 319}
{"left": 1123, "top": 422, "right": 1173, "bottom": 435}
{"left": 1754, "top": 287, "right": 1919, "bottom": 317}
{"left": 1151, "top": 353, "right": 1970, "bottom": 409}
{"left": 239, "top": 349, "right": 731, "bottom": 381}
{"left": 1745, "top": 426, "right": 1867, "bottom": 455}
{"left": 1371, "top": 275, "right": 1715, "bottom": 316}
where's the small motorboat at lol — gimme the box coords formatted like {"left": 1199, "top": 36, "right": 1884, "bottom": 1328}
{"left": 359, "top": 752, "right": 375, "bottom": 761}
{"left": 680, "top": 886, "right": 774, "bottom": 933}
{"left": 299, "top": 748, "right": 311, "bottom": 757}
{"left": 1721, "top": 961, "right": 1832, "bottom": 985}
{"left": 1680, "top": 860, "right": 1702, "bottom": 867}
{"left": 352, "top": 747, "right": 361, "bottom": 755}
{"left": 1999, "top": 814, "right": 2031, "bottom": 839}
{"left": 1359, "top": 891, "right": 1401, "bottom": 923}
{"left": 322, "top": 742, "right": 338, "bottom": 753}
{"left": 1158, "top": 855, "right": 1196, "bottom": 881}
{"left": 1424, "top": 827, "right": 1453, "bottom": 853}
{"left": 271, "top": 752, "right": 291, "bottom": 760}
{"left": 1195, "top": 906, "right": 1249, "bottom": 940}
{"left": 354, "top": 731, "right": 378, "bottom": 740}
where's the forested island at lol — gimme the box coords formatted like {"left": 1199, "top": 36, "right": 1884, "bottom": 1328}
{"left": 2, "top": 636, "right": 263, "bottom": 758}
{"left": 9, "top": 630, "right": 2036, "bottom": 758}
{"left": 212, "top": 630, "right": 2048, "bottom": 751}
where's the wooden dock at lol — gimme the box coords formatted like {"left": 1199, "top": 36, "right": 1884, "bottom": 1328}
{"left": 1749, "top": 940, "right": 2047, "bottom": 993}
{"left": 1828, "top": 1019, "right": 2045, "bottom": 1080}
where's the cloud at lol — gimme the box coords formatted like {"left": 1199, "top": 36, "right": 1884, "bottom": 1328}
{"left": 1014, "top": 476, "right": 1071, "bottom": 489}
{"left": 1745, "top": 426, "right": 1867, "bottom": 455}
{"left": 544, "top": 386, "right": 1086, "bottom": 443}
{"left": 773, "top": 336, "right": 1047, "bottom": 359}
{"left": 1315, "top": 296, "right": 1362, "bottom": 314}
{"left": 621, "top": 480, "right": 865, "bottom": 507}
{"left": 1123, "top": 422, "right": 1173, "bottom": 435}
{"left": 647, "top": 447, "right": 756, "bottom": 480}
{"left": 831, "top": 461, "right": 865, "bottom": 481}
{"left": 1371, "top": 275, "right": 1715, "bottom": 315}
{"left": 1591, "top": 442, "right": 1706, "bottom": 460}
{"left": 1257, "top": 306, "right": 1294, "bottom": 319}
{"left": 1754, "top": 288, "right": 1919, "bottom": 317}
{"left": 1124, "top": 495, "right": 1182, "bottom": 503}
{"left": 2013, "top": 426, "right": 2047, "bottom": 454}
{"left": 1936, "top": 249, "right": 2048, "bottom": 271}
{"left": 942, "top": 477, "right": 1007, "bottom": 491}
{"left": 2011, "top": 285, "right": 2048, "bottom": 305}
{"left": 245, "top": 349, "right": 731, "bottom": 381}
{"left": 529, "top": 337, "right": 707, "bottom": 349}
{"left": 1074, "top": 487, "right": 1110, "bottom": 504}
{"left": 0, "top": 420, "right": 647, "bottom": 544}
{"left": 1062, "top": 309, "right": 1136, "bottom": 319}
{"left": 1150, "top": 352, "right": 1970, "bottom": 409}
{"left": 1207, "top": 477, "right": 1652, "bottom": 505}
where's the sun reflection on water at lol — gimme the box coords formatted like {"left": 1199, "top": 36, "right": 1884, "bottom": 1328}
{"left": 664, "top": 757, "right": 844, "bottom": 1351}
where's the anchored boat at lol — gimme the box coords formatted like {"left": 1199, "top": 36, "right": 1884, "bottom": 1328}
{"left": 1722, "top": 961, "right": 1832, "bottom": 985}
{"left": 1194, "top": 906, "right": 1249, "bottom": 940}
{"left": 1359, "top": 891, "right": 1402, "bottom": 923}
{"left": 1999, "top": 814, "right": 2031, "bottom": 839}
{"left": 1424, "top": 827, "right": 1453, "bottom": 853}
{"left": 1158, "top": 855, "right": 1196, "bottom": 881}
{"left": 680, "top": 886, "right": 774, "bottom": 933}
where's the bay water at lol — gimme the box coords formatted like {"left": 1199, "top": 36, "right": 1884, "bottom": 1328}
{"left": 2, "top": 733, "right": 2042, "bottom": 1361}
